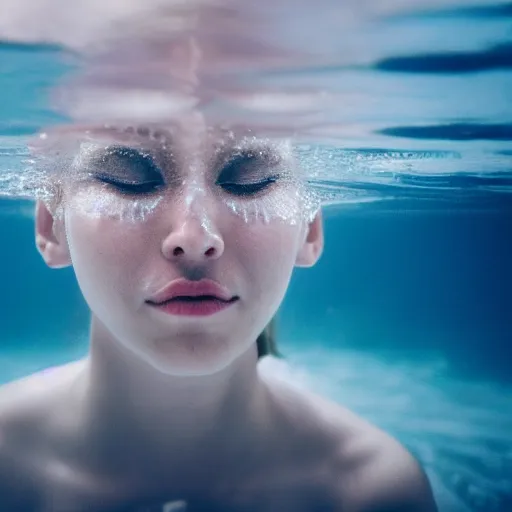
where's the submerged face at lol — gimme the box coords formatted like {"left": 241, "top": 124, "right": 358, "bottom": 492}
{"left": 36, "top": 120, "right": 323, "bottom": 375}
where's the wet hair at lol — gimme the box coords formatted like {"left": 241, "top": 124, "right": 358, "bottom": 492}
{"left": 256, "top": 317, "right": 280, "bottom": 358}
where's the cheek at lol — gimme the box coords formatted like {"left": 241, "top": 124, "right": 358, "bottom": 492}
{"left": 64, "top": 212, "right": 149, "bottom": 308}
{"left": 65, "top": 183, "right": 165, "bottom": 223}
{"left": 235, "top": 222, "right": 301, "bottom": 298}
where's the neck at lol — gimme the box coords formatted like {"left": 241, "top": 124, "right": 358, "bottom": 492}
{"left": 74, "top": 316, "right": 273, "bottom": 488}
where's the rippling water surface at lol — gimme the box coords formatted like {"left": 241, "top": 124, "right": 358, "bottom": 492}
{"left": 1, "top": 0, "right": 511, "bottom": 202}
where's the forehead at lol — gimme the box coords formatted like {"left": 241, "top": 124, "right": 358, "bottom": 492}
{"left": 33, "top": 122, "right": 276, "bottom": 156}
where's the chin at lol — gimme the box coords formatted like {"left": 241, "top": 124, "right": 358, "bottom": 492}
{"left": 135, "top": 335, "right": 246, "bottom": 376}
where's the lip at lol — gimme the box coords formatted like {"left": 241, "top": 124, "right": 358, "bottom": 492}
{"left": 147, "top": 278, "right": 236, "bottom": 304}
{"left": 146, "top": 278, "right": 239, "bottom": 317}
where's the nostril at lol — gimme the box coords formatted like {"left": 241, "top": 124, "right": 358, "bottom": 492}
{"left": 171, "top": 246, "right": 215, "bottom": 257}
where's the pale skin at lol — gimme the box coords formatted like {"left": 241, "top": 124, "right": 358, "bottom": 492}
{"left": 0, "top": 120, "right": 438, "bottom": 512}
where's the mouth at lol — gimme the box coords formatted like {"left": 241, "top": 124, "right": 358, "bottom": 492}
{"left": 155, "top": 295, "right": 239, "bottom": 304}
{"left": 146, "top": 278, "right": 239, "bottom": 316}
{"left": 147, "top": 295, "right": 239, "bottom": 317}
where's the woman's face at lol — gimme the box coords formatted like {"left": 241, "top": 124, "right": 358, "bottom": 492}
{"left": 37, "top": 122, "right": 323, "bottom": 375}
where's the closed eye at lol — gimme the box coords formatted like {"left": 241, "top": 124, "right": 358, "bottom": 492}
{"left": 217, "top": 149, "right": 282, "bottom": 197}
{"left": 88, "top": 145, "right": 164, "bottom": 194}
{"left": 94, "top": 174, "right": 164, "bottom": 195}
{"left": 220, "top": 177, "right": 278, "bottom": 197}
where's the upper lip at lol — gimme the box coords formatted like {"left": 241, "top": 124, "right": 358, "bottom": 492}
{"left": 146, "top": 278, "right": 237, "bottom": 304}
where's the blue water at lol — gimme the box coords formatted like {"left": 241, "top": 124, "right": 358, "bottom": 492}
{"left": 1, "top": 2, "right": 511, "bottom": 511}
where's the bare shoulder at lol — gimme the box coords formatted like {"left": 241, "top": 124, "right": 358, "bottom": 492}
{"left": 334, "top": 427, "right": 438, "bottom": 512}
{"left": 0, "top": 361, "right": 83, "bottom": 510}
{"left": 259, "top": 359, "right": 437, "bottom": 512}
{"left": 310, "top": 395, "right": 437, "bottom": 511}
{"left": 0, "top": 360, "right": 82, "bottom": 425}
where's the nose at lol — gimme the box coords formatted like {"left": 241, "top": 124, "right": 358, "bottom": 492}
{"left": 160, "top": 205, "right": 225, "bottom": 264}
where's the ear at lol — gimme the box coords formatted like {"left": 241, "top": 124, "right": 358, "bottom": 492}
{"left": 35, "top": 200, "right": 72, "bottom": 269}
{"left": 295, "top": 209, "right": 324, "bottom": 268}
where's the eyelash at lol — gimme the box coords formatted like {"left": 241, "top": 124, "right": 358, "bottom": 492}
{"left": 92, "top": 149, "right": 280, "bottom": 197}
{"left": 217, "top": 152, "right": 281, "bottom": 197}
{"left": 95, "top": 175, "right": 278, "bottom": 197}
{"left": 220, "top": 177, "right": 278, "bottom": 197}
{"left": 95, "top": 175, "right": 164, "bottom": 195}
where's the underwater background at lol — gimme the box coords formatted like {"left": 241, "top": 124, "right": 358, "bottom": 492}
{"left": 1, "top": 1, "right": 511, "bottom": 511}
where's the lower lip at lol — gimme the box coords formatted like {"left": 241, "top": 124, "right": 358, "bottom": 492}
{"left": 149, "top": 297, "right": 238, "bottom": 317}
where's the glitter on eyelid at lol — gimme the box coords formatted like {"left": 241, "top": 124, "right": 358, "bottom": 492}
{"left": 67, "top": 172, "right": 318, "bottom": 226}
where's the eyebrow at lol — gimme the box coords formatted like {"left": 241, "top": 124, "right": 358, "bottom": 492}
{"left": 85, "top": 125, "right": 175, "bottom": 147}
{"left": 74, "top": 126, "right": 178, "bottom": 168}
{"left": 215, "top": 140, "right": 286, "bottom": 167}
